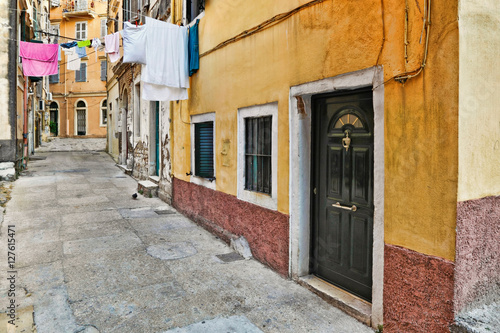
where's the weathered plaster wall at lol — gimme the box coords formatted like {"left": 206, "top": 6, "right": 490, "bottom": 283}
{"left": 384, "top": 245, "right": 455, "bottom": 332}
{"left": 107, "top": 81, "right": 120, "bottom": 161}
{"left": 172, "top": 0, "right": 459, "bottom": 260}
{"left": 0, "top": 0, "right": 11, "bottom": 142}
{"left": 454, "top": 196, "right": 500, "bottom": 313}
{"left": 172, "top": 178, "right": 289, "bottom": 276}
{"left": 457, "top": 0, "right": 500, "bottom": 202}
{"left": 0, "top": 0, "right": 16, "bottom": 162}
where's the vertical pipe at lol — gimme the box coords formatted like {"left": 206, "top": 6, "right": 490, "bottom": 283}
{"left": 22, "top": 78, "right": 28, "bottom": 169}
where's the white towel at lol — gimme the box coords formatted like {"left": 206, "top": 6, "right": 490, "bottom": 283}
{"left": 105, "top": 32, "right": 121, "bottom": 63}
{"left": 91, "top": 37, "right": 102, "bottom": 61}
{"left": 142, "top": 17, "right": 189, "bottom": 101}
{"left": 123, "top": 22, "right": 147, "bottom": 64}
{"left": 64, "top": 48, "right": 81, "bottom": 71}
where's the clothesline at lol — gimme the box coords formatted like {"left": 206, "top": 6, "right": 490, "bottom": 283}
{"left": 19, "top": 16, "right": 200, "bottom": 103}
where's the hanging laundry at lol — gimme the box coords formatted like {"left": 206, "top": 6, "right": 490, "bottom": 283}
{"left": 64, "top": 48, "right": 81, "bottom": 71}
{"left": 19, "top": 41, "right": 59, "bottom": 77}
{"left": 77, "top": 40, "right": 91, "bottom": 47}
{"left": 58, "top": 45, "right": 62, "bottom": 61}
{"left": 188, "top": 19, "right": 200, "bottom": 77}
{"left": 105, "top": 32, "right": 121, "bottom": 63}
{"left": 76, "top": 46, "right": 87, "bottom": 58}
{"left": 91, "top": 38, "right": 102, "bottom": 61}
{"left": 60, "top": 41, "right": 78, "bottom": 49}
{"left": 122, "top": 22, "right": 147, "bottom": 64}
{"left": 142, "top": 17, "right": 189, "bottom": 101}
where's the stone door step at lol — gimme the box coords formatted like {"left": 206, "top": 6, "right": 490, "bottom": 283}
{"left": 138, "top": 180, "right": 159, "bottom": 198}
{"left": 149, "top": 175, "right": 160, "bottom": 185}
{"left": 117, "top": 164, "right": 132, "bottom": 176}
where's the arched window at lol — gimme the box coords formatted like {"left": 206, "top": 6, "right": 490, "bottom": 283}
{"left": 101, "top": 99, "right": 107, "bottom": 126}
{"left": 76, "top": 100, "right": 87, "bottom": 135}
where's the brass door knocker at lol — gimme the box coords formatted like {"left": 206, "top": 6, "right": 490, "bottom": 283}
{"left": 342, "top": 131, "right": 351, "bottom": 152}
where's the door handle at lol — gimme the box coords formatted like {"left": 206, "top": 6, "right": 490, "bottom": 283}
{"left": 332, "top": 202, "right": 357, "bottom": 212}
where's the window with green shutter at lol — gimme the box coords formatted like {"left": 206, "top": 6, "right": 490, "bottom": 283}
{"left": 194, "top": 121, "right": 214, "bottom": 178}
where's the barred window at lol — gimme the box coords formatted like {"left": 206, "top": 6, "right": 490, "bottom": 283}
{"left": 244, "top": 116, "right": 272, "bottom": 194}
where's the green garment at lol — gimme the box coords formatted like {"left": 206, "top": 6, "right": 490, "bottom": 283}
{"left": 77, "top": 40, "right": 91, "bottom": 47}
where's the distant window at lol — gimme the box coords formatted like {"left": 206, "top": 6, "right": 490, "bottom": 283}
{"left": 101, "top": 99, "right": 107, "bottom": 126}
{"left": 49, "top": 65, "right": 59, "bottom": 83}
{"left": 122, "top": 0, "right": 131, "bottom": 28}
{"left": 100, "top": 60, "right": 107, "bottom": 81}
{"left": 75, "top": 22, "right": 87, "bottom": 40}
{"left": 100, "top": 18, "right": 107, "bottom": 38}
{"left": 75, "top": 63, "right": 87, "bottom": 82}
{"left": 186, "top": 0, "right": 204, "bottom": 23}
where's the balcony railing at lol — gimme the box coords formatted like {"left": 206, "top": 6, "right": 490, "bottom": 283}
{"left": 63, "top": 0, "right": 96, "bottom": 14}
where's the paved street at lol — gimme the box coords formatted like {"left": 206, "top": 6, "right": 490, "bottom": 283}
{"left": 0, "top": 148, "right": 372, "bottom": 333}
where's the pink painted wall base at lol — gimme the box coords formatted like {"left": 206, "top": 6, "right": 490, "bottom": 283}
{"left": 384, "top": 244, "right": 455, "bottom": 332}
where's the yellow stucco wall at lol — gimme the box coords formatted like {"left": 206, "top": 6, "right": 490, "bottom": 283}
{"left": 458, "top": 0, "right": 500, "bottom": 202}
{"left": 172, "top": 0, "right": 459, "bottom": 261}
{"left": 50, "top": 0, "right": 107, "bottom": 137}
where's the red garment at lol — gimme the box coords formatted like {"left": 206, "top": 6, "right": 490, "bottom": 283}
{"left": 19, "top": 41, "right": 59, "bottom": 77}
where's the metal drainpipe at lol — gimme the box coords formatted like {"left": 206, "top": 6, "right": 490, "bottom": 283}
{"left": 22, "top": 78, "right": 28, "bottom": 169}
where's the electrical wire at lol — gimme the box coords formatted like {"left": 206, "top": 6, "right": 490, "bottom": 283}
{"left": 199, "top": 0, "right": 328, "bottom": 58}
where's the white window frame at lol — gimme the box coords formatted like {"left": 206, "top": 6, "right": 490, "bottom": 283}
{"left": 237, "top": 102, "right": 278, "bottom": 210}
{"left": 100, "top": 99, "right": 107, "bottom": 127}
{"left": 190, "top": 112, "right": 216, "bottom": 190}
{"left": 75, "top": 21, "right": 87, "bottom": 40}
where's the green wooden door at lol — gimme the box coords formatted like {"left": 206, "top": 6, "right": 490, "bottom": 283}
{"left": 311, "top": 88, "right": 374, "bottom": 301}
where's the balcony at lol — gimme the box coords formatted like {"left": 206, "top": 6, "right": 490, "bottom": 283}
{"left": 62, "top": 0, "right": 97, "bottom": 19}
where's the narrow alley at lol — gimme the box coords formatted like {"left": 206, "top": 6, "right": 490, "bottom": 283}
{"left": 0, "top": 145, "right": 372, "bottom": 333}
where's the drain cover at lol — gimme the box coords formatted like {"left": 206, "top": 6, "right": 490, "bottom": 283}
{"left": 216, "top": 252, "right": 245, "bottom": 263}
{"left": 29, "top": 156, "right": 47, "bottom": 160}
{"left": 154, "top": 210, "right": 176, "bottom": 215}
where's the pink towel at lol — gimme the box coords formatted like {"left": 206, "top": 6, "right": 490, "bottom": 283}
{"left": 19, "top": 41, "right": 59, "bottom": 77}
{"left": 105, "top": 32, "right": 121, "bottom": 63}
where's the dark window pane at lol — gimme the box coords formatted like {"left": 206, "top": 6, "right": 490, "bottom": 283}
{"left": 244, "top": 115, "right": 272, "bottom": 195}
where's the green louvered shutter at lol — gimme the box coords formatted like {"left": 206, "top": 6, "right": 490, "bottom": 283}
{"left": 195, "top": 122, "right": 214, "bottom": 178}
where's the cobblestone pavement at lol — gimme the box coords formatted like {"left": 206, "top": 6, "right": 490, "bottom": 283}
{"left": 0, "top": 151, "right": 373, "bottom": 333}
{"left": 36, "top": 138, "right": 106, "bottom": 152}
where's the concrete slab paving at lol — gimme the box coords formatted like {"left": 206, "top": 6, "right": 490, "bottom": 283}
{"left": 0, "top": 150, "right": 373, "bottom": 333}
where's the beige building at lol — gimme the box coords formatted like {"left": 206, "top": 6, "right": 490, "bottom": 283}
{"left": 48, "top": 0, "right": 107, "bottom": 138}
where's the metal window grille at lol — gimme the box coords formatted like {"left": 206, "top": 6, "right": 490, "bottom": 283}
{"left": 76, "top": 101, "right": 86, "bottom": 135}
{"left": 194, "top": 121, "right": 214, "bottom": 178}
{"left": 245, "top": 116, "right": 272, "bottom": 194}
